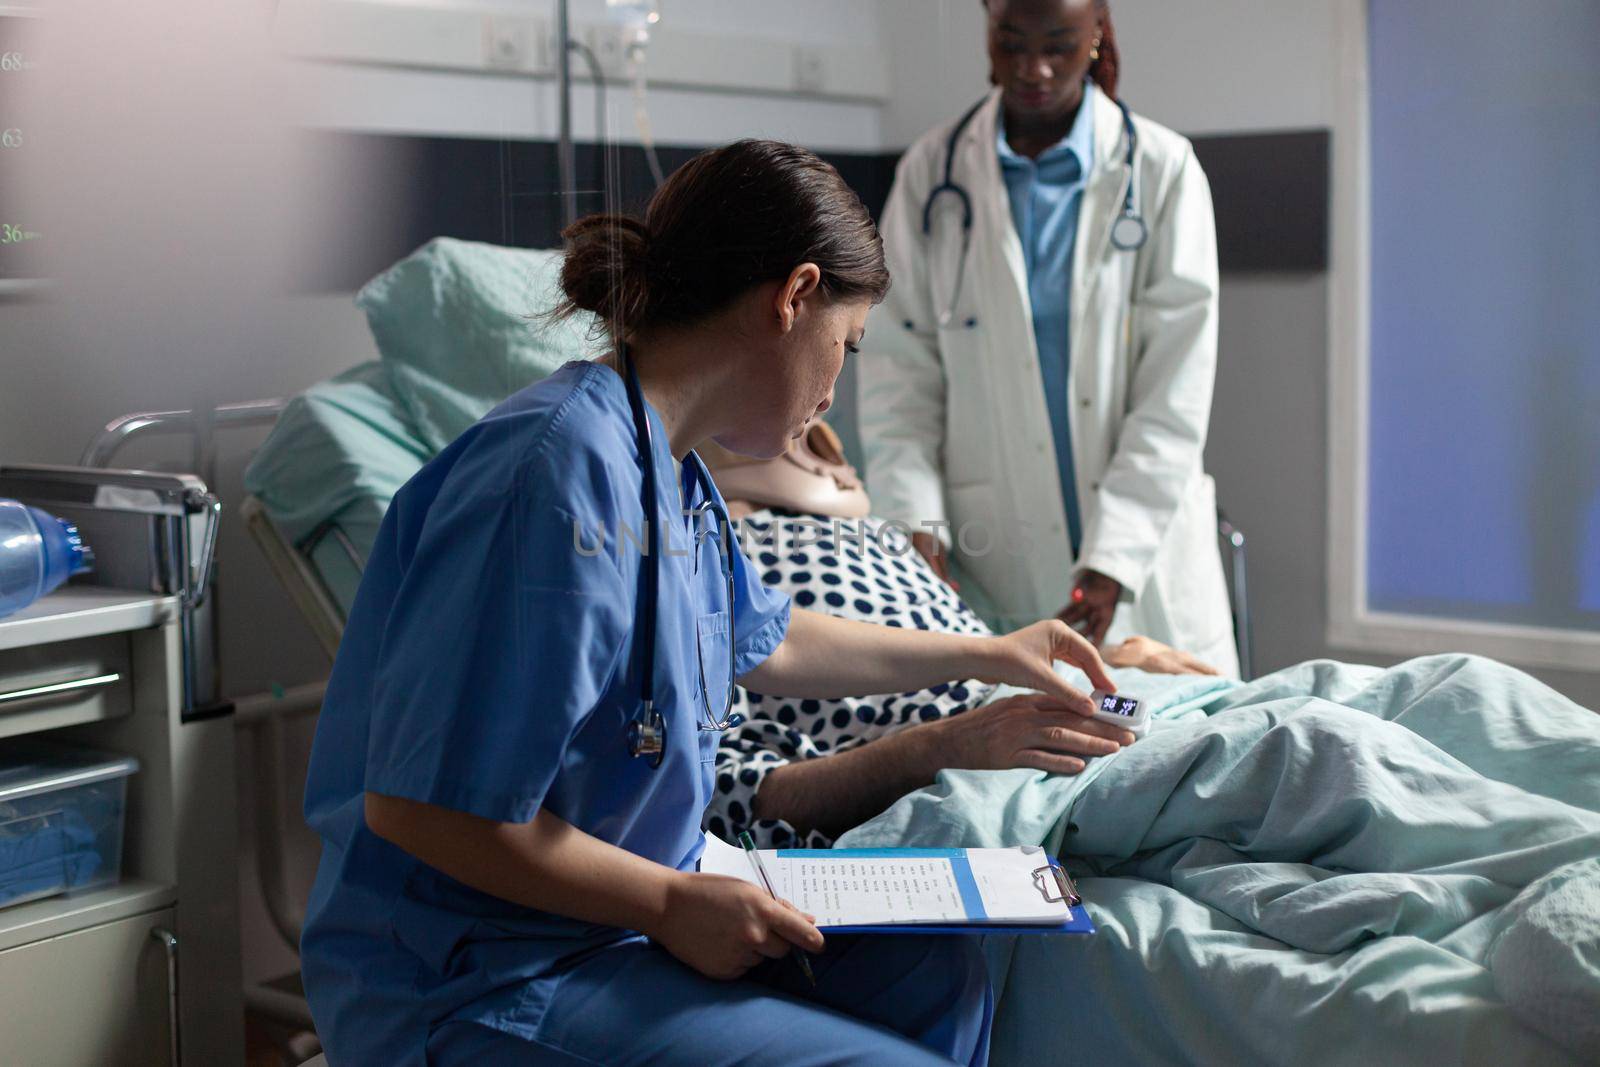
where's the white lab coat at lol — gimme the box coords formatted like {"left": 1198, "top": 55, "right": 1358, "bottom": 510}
{"left": 859, "top": 85, "right": 1239, "bottom": 674}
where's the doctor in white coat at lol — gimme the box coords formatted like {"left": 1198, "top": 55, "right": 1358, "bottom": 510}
{"left": 859, "top": 0, "right": 1238, "bottom": 675}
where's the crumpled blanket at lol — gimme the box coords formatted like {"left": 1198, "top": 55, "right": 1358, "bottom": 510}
{"left": 837, "top": 654, "right": 1600, "bottom": 1064}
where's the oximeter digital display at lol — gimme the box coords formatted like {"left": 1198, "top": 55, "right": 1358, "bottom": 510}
{"left": 1096, "top": 693, "right": 1141, "bottom": 718}
{"left": 1089, "top": 689, "right": 1151, "bottom": 738}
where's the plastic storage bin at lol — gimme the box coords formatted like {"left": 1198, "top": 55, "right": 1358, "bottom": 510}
{"left": 0, "top": 742, "right": 138, "bottom": 910}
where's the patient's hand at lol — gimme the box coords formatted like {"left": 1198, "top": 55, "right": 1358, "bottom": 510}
{"left": 929, "top": 693, "right": 1137, "bottom": 776}
{"left": 1104, "top": 635, "right": 1219, "bottom": 676}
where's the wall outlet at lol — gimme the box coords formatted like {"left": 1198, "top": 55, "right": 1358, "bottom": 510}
{"left": 484, "top": 16, "right": 531, "bottom": 70}
{"left": 794, "top": 46, "right": 825, "bottom": 93}
{"left": 580, "top": 24, "right": 632, "bottom": 80}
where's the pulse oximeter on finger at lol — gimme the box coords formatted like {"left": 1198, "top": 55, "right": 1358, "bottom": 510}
{"left": 1090, "top": 689, "right": 1151, "bottom": 738}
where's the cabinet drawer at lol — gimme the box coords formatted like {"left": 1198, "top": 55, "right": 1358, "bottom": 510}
{"left": 0, "top": 634, "right": 133, "bottom": 740}
{"left": 0, "top": 906, "right": 177, "bottom": 1067}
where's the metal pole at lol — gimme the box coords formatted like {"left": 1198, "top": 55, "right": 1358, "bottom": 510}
{"left": 557, "top": 0, "right": 576, "bottom": 229}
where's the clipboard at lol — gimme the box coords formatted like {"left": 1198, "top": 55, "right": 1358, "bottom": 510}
{"left": 700, "top": 836, "right": 1096, "bottom": 936}
{"left": 821, "top": 859, "right": 1094, "bottom": 936}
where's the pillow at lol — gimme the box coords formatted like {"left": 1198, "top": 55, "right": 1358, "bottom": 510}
{"left": 706, "top": 511, "right": 999, "bottom": 849}
{"left": 247, "top": 239, "right": 599, "bottom": 617}
{"left": 244, "top": 360, "right": 430, "bottom": 560}
{"left": 355, "top": 237, "right": 599, "bottom": 452}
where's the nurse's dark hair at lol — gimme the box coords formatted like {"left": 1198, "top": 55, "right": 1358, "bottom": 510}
{"left": 552, "top": 139, "right": 889, "bottom": 341}
{"left": 981, "top": 0, "right": 1120, "bottom": 99}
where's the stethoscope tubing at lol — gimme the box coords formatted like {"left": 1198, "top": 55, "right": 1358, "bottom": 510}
{"left": 922, "top": 93, "right": 1147, "bottom": 326}
{"left": 622, "top": 349, "right": 741, "bottom": 766}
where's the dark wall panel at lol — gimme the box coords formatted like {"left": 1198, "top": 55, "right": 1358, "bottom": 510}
{"left": 295, "top": 128, "right": 1326, "bottom": 291}
{"left": 1192, "top": 129, "right": 1329, "bottom": 273}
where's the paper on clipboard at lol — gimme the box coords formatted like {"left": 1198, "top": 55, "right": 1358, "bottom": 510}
{"left": 700, "top": 833, "right": 1086, "bottom": 931}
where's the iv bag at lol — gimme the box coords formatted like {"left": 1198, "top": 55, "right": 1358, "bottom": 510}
{"left": 605, "top": 0, "right": 660, "bottom": 29}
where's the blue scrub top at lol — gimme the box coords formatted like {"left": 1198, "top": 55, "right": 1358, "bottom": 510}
{"left": 300, "top": 361, "right": 791, "bottom": 1065}
{"left": 997, "top": 85, "right": 1095, "bottom": 555}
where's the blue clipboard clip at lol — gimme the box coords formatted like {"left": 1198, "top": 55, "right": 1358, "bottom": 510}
{"left": 1033, "top": 859, "right": 1081, "bottom": 908}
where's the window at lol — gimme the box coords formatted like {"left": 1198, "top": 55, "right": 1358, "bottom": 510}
{"left": 1329, "top": 0, "right": 1600, "bottom": 669}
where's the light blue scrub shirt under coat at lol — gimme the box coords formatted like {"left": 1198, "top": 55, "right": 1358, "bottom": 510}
{"left": 299, "top": 362, "right": 791, "bottom": 1065}
{"left": 996, "top": 85, "right": 1095, "bottom": 556}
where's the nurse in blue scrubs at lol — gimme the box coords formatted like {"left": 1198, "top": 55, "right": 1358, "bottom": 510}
{"left": 299, "top": 139, "right": 1116, "bottom": 1066}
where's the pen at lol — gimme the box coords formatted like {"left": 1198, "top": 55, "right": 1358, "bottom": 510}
{"left": 738, "top": 831, "right": 817, "bottom": 988}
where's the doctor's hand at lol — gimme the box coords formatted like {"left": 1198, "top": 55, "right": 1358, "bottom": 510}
{"left": 910, "top": 532, "right": 959, "bottom": 591}
{"left": 929, "top": 692, "right": 1137, "bottom": 776}
{"left": 1059, "top": 571, "right": 1122, "bottom": 646}
{"left": 651, "top": 873, "right": 825, "bottom": 981}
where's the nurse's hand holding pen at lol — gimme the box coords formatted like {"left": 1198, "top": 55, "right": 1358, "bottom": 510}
{"left": 652, "top": 874, "right": 824, "bottom": 981}
{"left": 364, "top": 793, "right": 829, "bottom": 985}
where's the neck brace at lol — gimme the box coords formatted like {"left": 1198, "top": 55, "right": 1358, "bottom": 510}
{"left": 698, "top": 422, "right": 872, "bottom": 520}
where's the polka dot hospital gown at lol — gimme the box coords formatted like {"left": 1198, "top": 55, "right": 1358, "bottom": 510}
{"left": 705, "top": 511, "right": 998, "bottom": 849}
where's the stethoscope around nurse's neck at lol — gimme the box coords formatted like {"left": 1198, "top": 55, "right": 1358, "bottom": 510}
{"left": 918, "top": 92, "right": 1148, "bottom": 332}
{"left": 620, "top": 347, "right": 742, "bottom": 768}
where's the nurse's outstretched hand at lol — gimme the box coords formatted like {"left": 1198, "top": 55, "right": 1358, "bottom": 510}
{"left": 974, "top": 619, "right": 1117, "bottom": 712}
{"left": 650, "top": 873, "right": 825, "bottom": 981}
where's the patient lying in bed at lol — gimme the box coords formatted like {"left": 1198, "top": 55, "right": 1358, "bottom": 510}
{"left": 704, "top": 424, "right": 1600, "bottom": 1066}
{"left": 703, "top": 421, "right": 1221, "bottom": 849}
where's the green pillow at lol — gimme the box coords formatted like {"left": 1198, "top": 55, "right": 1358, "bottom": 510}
{"left": 248, "top": 238, "right": 600, "bottom": 619}
{"left": 244, "top": 361, "right": 428, "bottom": 553}
{"left": 355, "top": 237, "right": 599, "bottom": 453}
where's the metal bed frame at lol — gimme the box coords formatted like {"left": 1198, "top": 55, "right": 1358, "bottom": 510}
{"left": 1217, "top": 509, "right": 1254, "bottom": 681}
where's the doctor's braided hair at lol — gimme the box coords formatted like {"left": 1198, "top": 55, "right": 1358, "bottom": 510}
{"left": 553, "top": 139, "right": 890, "bottom": 343}
{"left": 1090, "top": 0, "right": 1120, "bottom": 100}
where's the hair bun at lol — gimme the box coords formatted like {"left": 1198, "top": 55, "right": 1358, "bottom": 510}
{"left": 554, "top": 213, "right": 652, "bottom": 339}
{"left": 549, "top": 140, "right": 889, "bottom": 343}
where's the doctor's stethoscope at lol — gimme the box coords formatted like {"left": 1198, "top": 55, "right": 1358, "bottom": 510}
{"left": 922, "top": 94, "right": 1148, "bottom": 328}
{"left": 621, "top": 347, "right": 742, "bottom": 767}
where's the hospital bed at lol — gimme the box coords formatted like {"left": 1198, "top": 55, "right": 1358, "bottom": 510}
{"left": 235, "top": 238, "right": 1600, "bottom": 1065}
{"left": 230, "top": 236, "right": 1264, "bottom": 1062}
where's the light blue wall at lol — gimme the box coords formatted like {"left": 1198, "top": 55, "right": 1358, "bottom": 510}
{"left": 1367, "top": 0, "right": 1600, "bottom": 631}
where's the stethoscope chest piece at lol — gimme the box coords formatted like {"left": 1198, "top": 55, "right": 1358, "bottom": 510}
{"left": 1111, "top": 212, "right": 1148, "bottom": 252}
{"left": 628, "top": 704, "right": 666, "bottom": 767}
